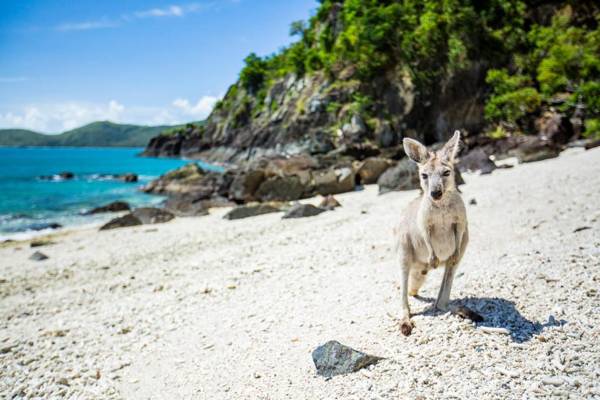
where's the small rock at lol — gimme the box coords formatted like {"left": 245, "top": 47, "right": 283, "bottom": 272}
{"left": 452, "top": 306, "right": 484, "bottom": 322}
{"left": 318, "top": 195, "right": 341, "bottom": 210}
{"left": 573, "top": 226, "right": 591, "bottom": 233}
{"left": 59, "top": 171, "right": 74, "bottom": 180}
{"left": 469, "top": 198, "right": 477, "bottom": 205}
{"left": 29, "top": 251, "right": 49, "bottom": 261}
{"left": 282, "top": 204, "right": 326, "bottom": 219}
{"left": 119, "top": 173, "right": 138, "bottom": 183}
{"left": 56, "top": 378, "right": 69, "bottom": 386}
{"left": 312, "top": 340, "right": 383, "bottom": 378}
{"left": 30, "top": 239, "right": 55, "bottom": 248}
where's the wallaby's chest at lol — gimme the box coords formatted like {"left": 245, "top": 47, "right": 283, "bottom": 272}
{"left": 418, "top": 204, "right": 461, "bottom": 262}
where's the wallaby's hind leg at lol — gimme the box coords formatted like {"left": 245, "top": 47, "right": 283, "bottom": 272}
{"left": 398, "top": 240, "right": 417, "bottom": 336}
{"left": 399, "top": 263, "right": 413, "bottom": 335}
{"left": 435, "top": 227, "right": 469, "bottom": 311}
{"left": 408, "top": 265, "right": 428, "bottom": 296}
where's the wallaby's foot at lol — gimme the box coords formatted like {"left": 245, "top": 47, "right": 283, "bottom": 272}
{"left": 399, "top": 318, "right": 414, "bottom": 336}
{"left": 435, "top": 299, "right": 449, "bottom": 312}
{"left": 408, "top": 289, "right": 419, "bottom": 297}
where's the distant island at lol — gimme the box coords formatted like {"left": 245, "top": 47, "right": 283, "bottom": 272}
{"left": 0, "top": 121, "right": 201, "bottom": 147}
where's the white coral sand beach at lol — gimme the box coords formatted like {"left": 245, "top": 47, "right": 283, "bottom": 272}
{"left": 1, "top": 147, "right": 599, "bottom": 399}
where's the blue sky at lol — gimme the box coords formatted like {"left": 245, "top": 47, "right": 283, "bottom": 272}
{"left": 0, "top": 0, "right": 318, "bottom": 133}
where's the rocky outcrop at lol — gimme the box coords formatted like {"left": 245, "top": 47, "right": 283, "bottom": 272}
{"left": 312, "top": 340, "right": 383, "bottom": 378}
{"left": 85, "top": 201, "right": 131, "bottom": 215}
{"left": 509, "top": 136, "right": 560, "bottom": 163}
{"left": 458, "top": 148, "right": 497, "bottom": 175}
{"left": 100, "top": 214, "right": 142, "bottom": 230}
{"left": 355, "top": 157, "right": 392, "bottom": 184}
{"left": 377, "top": 159, "right": 420, "bottom": 194}
{"left": 142, "top": 163, "right": 208, "bottom": 195}
{"left": 100, "top": 208, "right": 174, "bottom": 230}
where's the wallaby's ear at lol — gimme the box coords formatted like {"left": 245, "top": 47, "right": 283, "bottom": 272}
{"left": 403, "top": 138, "right": 428, "bottom": 164}
{"left": 440, "top": 130, "right": 461, "bottom": 163}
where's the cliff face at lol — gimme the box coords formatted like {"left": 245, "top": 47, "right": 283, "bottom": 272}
{"left": 143, "top": 66, "right": 486, "bottom": 163}
{"left": 143, "top": 0, "right": 599, "bottom": 163}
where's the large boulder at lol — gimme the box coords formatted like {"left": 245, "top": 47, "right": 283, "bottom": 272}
{"left": 509, "top": 136, "right": 560, "bottom": 163}
{"left": 255, "top": 176, "right": 306, "bottom": 202}
{"left": 282, "top": 203, "right": 326, "bottom": 219}
{"left": 142, "top": 163, "right": 207, "bottom": 195}
{"left": 100, "top": 214, "right": 142, "bottom": 230}
{"left": 86, "top": 201, "right": 131, "bottom": 215}
{"left": 165, "top": 195, "right": 234, "bottom": 216}
{"left": 312, "top": 340, "right": 383, "bottom": 378}
{"left": 164, "top": 195, "right": 210, "bottom": 217}
{"left": 131, "top": 208, "right": 175, "bottom": 224}
{"left": 355, "top": 157, "right": 392, "bottom": 184}
{"left": 228, "top": 169, "right": 265, "bottom": 202}
{"left": 458, "top": 148, "right": 497, "bottom": 175}
{"left": 223, "top": 204, "right": 282, "bottom": 220}
{"left": 377, "top": 159, "right": 420, "bottom": 193}
{"left": 314, "top": 167, "right": 355, "bottom": 196}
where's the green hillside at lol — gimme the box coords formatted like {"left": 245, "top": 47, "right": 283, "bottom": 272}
{"left": 0, "top": 121, "right": 186, "bottom": 147}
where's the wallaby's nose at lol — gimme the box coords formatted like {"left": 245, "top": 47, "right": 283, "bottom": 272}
{"left": 431, "top": 190, "right": 443, "bottom": 200}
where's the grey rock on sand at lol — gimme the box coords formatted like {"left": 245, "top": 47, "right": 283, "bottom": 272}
{"left": 29, "top": 251, "right": 49, "bottom": 261}
{"left": 312, "top": 340, "right": 383, "bottom": 378}
{"left": 223, "top": 204, "right": 281, "bottom": 220}
{"left": 282, "top": 204, "right": 326, "bottom": 219}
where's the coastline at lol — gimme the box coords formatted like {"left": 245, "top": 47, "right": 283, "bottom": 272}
{"left": 1, "top": 147, "right": 599, "bottom": 398}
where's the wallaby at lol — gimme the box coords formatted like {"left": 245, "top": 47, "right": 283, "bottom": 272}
{"left": 395, "top": 130, "right": 468, "bottom": 336}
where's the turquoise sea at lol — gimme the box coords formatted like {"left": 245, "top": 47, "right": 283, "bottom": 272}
{"left": 0, "top": 147, "right": 220, "bottom": 240}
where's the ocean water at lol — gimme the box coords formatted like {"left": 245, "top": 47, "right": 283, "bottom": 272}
{"left": 0, "top": 147, "right": 221, "bottom": 240}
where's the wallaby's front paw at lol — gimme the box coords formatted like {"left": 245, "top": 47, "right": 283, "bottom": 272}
{"left": 399, "top": 318, "right": 414, "bottom": 336}
{"left": 428, "top": 254, "right": 439, "bottom": 268}
{"left": 446, "top": 252, "right": 459, "bottom": 267}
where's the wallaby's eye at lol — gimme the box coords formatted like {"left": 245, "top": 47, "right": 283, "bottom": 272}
{"left": 443, "top": 170, "right": 451, "bottom": 177}
{"left": 421, "top": 173, "right": 428, "bottom": 180}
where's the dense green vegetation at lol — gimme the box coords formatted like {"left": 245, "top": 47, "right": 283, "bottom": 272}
{"left": 0, "top": 121, "right": 180, "bottom": 147}
{"left": 485, "top": 6, "right": 600, "bottom": 138}
{"left": 224, "top": 0, "right": 599, "bottom": 139}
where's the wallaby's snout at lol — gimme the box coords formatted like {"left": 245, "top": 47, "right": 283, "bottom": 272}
{"left": 430, "top": 188, "right": 443, "bottom": 200}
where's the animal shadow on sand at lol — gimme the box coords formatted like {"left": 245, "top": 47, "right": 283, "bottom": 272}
{"left": 413, "top": 296, "right": 566, "bottom": 343}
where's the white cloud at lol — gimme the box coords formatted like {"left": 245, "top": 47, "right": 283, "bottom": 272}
{"left": 56, "top": 20, "right": 117, "bottom": 32}
{"left": 135, "top": 5, "right": 185, "bottom": 18}
{"left": 172, "top": 96, "right": 218, "bottom": 119}
{"left": 56, "top": 3, "right": 209, "bottom": 32}
{"left": 0, "top": 97, "right": 218, "bottom": 133}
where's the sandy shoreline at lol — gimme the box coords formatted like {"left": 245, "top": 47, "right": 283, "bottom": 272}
{"left": 1, "top": 147, "right": 599, "bottom": 399}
